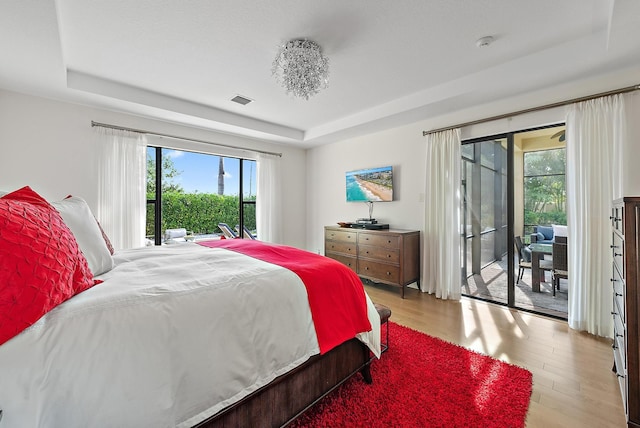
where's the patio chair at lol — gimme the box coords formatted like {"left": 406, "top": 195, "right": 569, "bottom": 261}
{"left": 235, "top": 224, "right": 257, "bottom": 240}
{"left": 552, "top": 236, "right": 568, "bottom": 297}
{"left": 218, "top": 223, "right": 238, "bottom": 239}
{"left": 514, "top": 236, "right": 531, "bottom": 284}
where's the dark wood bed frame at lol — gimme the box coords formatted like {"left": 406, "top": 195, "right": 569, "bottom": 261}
{"left": 195, "top": 338, "right": 372, "bottom": 427}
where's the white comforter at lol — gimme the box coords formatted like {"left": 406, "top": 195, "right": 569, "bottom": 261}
{"left": 0, "top": 244, "right": 380, "bottom": 427}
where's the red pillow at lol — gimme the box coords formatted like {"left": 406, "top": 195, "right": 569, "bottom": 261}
{"left": 0, "top": 186, "right": 97, "bottom": 346}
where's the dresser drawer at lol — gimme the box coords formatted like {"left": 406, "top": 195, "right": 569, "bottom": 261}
{"left": 325, "top": 229, "right": 357, "bottom": 243}
{"left": 325, "top": 241, "right": 356, "bottom": 256}
{"left": 613, "top": 263, "right": 625, "bottom": 322}
{"left": 614, "top": 312, "right": 625, "bottom": 359}
{"left": 358, "top": 232, "right": 399, "bottom": 249}
{"left": 613, "top": 341, "right": 627, "bottom": 415}
{"left": 358, "top": 244, "right": 399, "bottom": 263}
{"left": 325, "top": 253, "right": 357, "bottom": 273}
{"left": 612, "top": 205, "right": 624, "bottom": 234}
{"left": 612, "top": 232, "right": 625, "bottom": 278}
{"left": 614, "top": 334, "right": 626, "bottom": 370}
{"left": 358, "top": 260, "right": 400, "bottom": 284}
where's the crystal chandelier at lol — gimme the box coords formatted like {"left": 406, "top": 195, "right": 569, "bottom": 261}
{"left": 272, "top": 39, "right": 329, "bottom": 100}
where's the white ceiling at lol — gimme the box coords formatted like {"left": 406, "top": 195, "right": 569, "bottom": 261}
{"left": 2, "top": 0, "right": 640, "bottom": 148}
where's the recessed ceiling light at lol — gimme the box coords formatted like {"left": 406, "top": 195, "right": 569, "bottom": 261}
{"left": 476, "top": 36, "right": 494, "bottom": 48}
{"left": 231, "top": 95, "right": 253, "bottom": 105}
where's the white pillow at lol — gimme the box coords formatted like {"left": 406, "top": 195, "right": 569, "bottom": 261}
{"left": 52, "top": 196, "right": 114, "bottom": 276}
{"left": 552, "top": 224, "right": 568, "bottom": 238}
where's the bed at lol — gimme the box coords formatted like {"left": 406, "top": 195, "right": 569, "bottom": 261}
{"left": 0, "top": 187, "right": 381, "bottom": 427}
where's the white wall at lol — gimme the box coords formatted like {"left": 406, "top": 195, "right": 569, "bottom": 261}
{"left": 306, "top": 124, "right": 426, "bottom": 254}
{"left": 623, "top": 92, "right": 640, "bottom": 196}
{"left": 305, "top": 106, "right": 569, "bottom": 255}
{"left": 307, "top": 106, "right": 564, "bottom": 252}
{"left": 0, "top": 89, "right": 309, "bottom": 249}
{"left": 3, "top": 88, "right": 638, "bottom": 254}
{"left": 305, "top": 93, "right": 640, "bottom": 256}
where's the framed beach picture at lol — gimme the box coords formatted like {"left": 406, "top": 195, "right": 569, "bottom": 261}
{"left": 345, "top": 166, "right": 393, "bottom": 202}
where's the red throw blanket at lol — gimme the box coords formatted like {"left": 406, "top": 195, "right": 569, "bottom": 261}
{"left": 199, "top": 239, "right": 372, "bottom": 354}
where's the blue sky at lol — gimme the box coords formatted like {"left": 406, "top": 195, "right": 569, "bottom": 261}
{"left": 346, "top": 165, "right": 392, "bottom": 176}
{"left": 157, "top": 149, "right": 257, "bottom": 196}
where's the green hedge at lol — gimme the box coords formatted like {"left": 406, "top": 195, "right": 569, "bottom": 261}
{"left": 146, "top": 192, "right": 256, "bottom": 237}
{"left": 524, "top": 210, "right": 566, "bottom": 229}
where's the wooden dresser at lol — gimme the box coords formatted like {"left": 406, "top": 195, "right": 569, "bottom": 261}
{"left": 324, "top": 226, "right": 420, "bottom": 298}
{"left": 612, "top": 197, "right": 640, "bottom": 428}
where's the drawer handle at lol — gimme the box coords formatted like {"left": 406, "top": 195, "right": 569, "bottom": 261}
{"left": 386, "top": 271, "right": 391, "bottom": 276}
{"left": 387, "top": 254, "right": 391, "bottom": 258}
{"left": 612, "top": 311, "right": 618, "bottom": 315}
{"left": 616, "top": 293, "right": 623, "bottom": 297}
{"left": 611, "top": 245, "right": 620, "bottom": 249}
{"left": 365, "top": 251, "right": 369, "bottom": 254}
{"left": 616, "top": 333, "right": 624, "bottom": 338}
{"left": 365, "top": 267, "right": 369, "bottom": 270}
{"left": 617, "top": 374, "right": 625, "bottom": 379}
{"left": 387, "top": 240, "right": 391, "bottom": 244}
{"left": 613, "top": 343, "right": 618, "bottom": 349}
{"left": 611, "top": 278, "right": 618, "bottom": 282}
{"left": 614, "top": 252, "right": 623, "bottom": 257}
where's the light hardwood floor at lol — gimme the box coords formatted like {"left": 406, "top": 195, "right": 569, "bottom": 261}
{"left": 365, "top": 282, "right": 626, "bottom": 428}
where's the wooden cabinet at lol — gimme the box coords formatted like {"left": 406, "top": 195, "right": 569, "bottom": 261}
{"left": 612, "top": 197, "right": 640, "bottom": 427}
{"left": 325, "top": 226, "right": 420, "bottom": 298}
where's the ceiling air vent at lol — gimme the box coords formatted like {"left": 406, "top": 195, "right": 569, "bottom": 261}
{"left": 231, "top": 95, "right": 253, "bottom": 105}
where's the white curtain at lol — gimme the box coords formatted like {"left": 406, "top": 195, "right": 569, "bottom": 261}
{"left": 566, "top": 94, "right": 625, "bottom": 336}
{"left": 256, "top": 153, "right": 283, "bottom": 243}
{"left": 95, "top": 127, "right": 147, "bottom": 250}
{"left": 423, "top": 129, "right": 462, "bottom": 300}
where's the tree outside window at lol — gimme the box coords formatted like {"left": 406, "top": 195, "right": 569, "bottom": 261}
{"left": 146, "top": 147, "right": 256, "bottom": 243}
{"left": 523, "top": 148, "right": 566, "bottom": 236}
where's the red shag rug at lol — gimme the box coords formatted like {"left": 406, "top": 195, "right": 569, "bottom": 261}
{"left": 292, "top": 322, "right": 533, "bottom": 428}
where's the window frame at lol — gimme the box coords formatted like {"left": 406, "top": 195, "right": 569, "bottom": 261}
{"left": 146, "top": 145, "right": 256, "bottom": 244}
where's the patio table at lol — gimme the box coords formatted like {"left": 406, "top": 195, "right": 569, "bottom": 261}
{"left": 530, "top": 243, "right": 552, "bottom": 292}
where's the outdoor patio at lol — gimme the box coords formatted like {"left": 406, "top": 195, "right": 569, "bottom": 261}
{"left": 462, "top": 257, "right": 568, "bottom": 318}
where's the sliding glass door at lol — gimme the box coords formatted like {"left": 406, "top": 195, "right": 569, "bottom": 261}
{"left": 461, "top": 125, "right": 568, "bottom": 318}
{"left": 461, "top": 135, "right": 514, "bottom": 306}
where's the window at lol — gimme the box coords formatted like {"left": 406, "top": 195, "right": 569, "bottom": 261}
{"left": 146, "top": 146, "right": 257, "bottom": 244}
{"left": 461, "top": 139, "right": 508, "bottom": 272}
{"left": 523, "top": 148, "right": 566, "bottom": 237}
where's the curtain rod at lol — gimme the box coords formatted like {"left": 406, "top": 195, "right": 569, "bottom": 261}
{"left": 91, "top": 121, "right": 283, "bottom": 157}
{"left": 422, "top": 84, "right": 640, "bottom": 136}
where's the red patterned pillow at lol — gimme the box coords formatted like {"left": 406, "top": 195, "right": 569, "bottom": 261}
{"left": 0, "top": 186, "right": 97, "bottom": 346}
